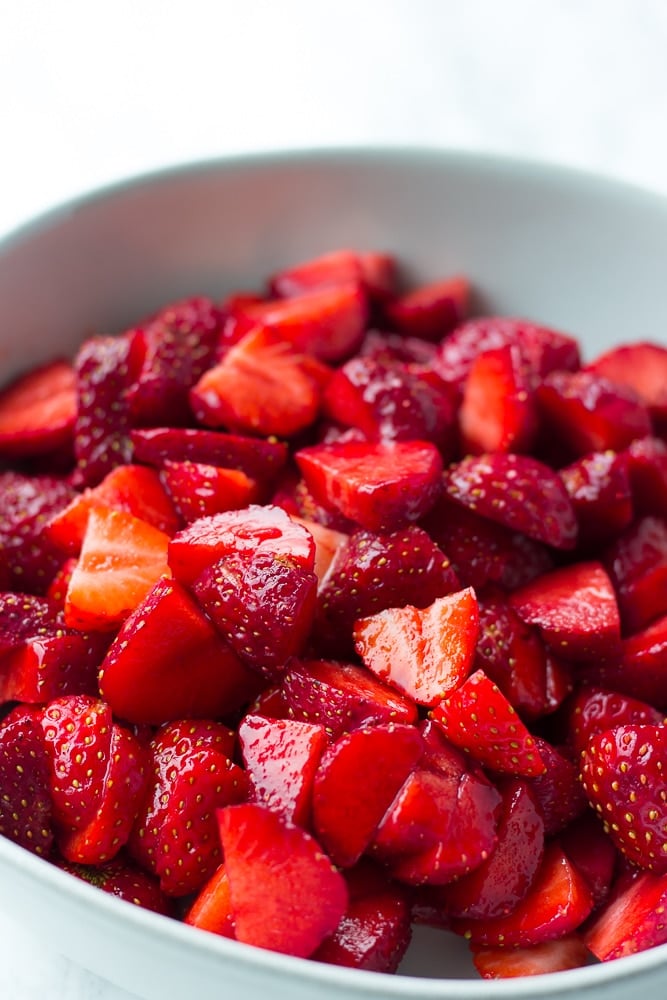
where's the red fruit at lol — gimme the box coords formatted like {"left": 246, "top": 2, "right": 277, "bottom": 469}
{"left": 296, "top": 439, "right": 443, "bottom": 532}
{"left": 524, "top": 738, "right": 588, "bottom": 835}
{"left": 290, "top": 516, "right": 348, "bottom": 584}
{"left": 432, "top": 669, "right": 546, "bottom": 776}
{"left": 603, "top": 516, "right": 667, "bottom": 634}
{"left": 0, "top": 704, "right": 54, "bottom": 856}
{"left": 588, "top": 340, "right": 667, "bottom": 428}
{"left": 0, "top": 359, "right": 76, "bottom": 459}
{"left": 185, "top": 864, "right": 236, "bottom": 937}
{"left": 560, "top": 812, "right": 619, "bottom": 908}
{"left": 536, "top": 370, "right": 652, "bottom": 457}
{"left": 130, "top": 426, "right": 288, "bottom": 484}
{"left": 190, "top": 326, "right": 330, "bottom": 437}
{"left": 385, "top": 275, "right": 470, "bottom": 341}
{"left": 353, "top": 588, "right": 479, "bottom": 708}
{"left": 601, "top": 613, "right": 667, "bottom": 708}
{"left": 509, "top": 561, "right": 622, "bottom": 664}
{"left": 580, "top": 724, "right": 667, "bottom": 872}
{"left": 238, "top": 714, "right": 327, "bottom": 826}
{"left": 46, "top": 557, "right": 77, "bottom": 607}
{"left": 452, "top": 842, "right": 593, "bottom": 947}
{"left": 280, "top": 659, "right": 418, "bottom": 740}
{"left": 472, "top": 936, "right": 590, "bottom": 979}
{"left": 218, "top": 802, "right": 348, "bottom": 957}
{"left": 584, "top": 869, "right": 667, "bottom": 960}
{"left": 160, "top": 460, "right": 258, "bottom": 522}
{"left": 359, "top": 329, "right": 438, "bottom": 367}
{"left": 64, "top": 506, "right": 171, "bottom": 631}
{"left": 59, "top": 854, "right": 175, "bottom": 917}
{"left": 167, "top": 504, "right": 315, "bottom": 587}
{"left": 459, "top": 344, "right": 538, "bottom": 454}
{"left": 99, "top": 576, "right": 258, "bottom": 725}
{"left": 442, "top": 453, "right": 578, "bottom": 550}
{"left": 311, "top": 723, "right": 424, "bottom": 867}
{"left": 560, "top": 450, "right": 633, "bottom": 545}
{"left": 627, "top": 436, "right": 667, "bottom": 517}
{"left": 567, "top": 686, "right": 665, "bottom": 757}
{"left": 269, "top": 249, "right": 396, "bottom": 302}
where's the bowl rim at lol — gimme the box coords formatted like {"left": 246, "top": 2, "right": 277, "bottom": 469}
{"left": 2, "top": 144, "right": 667, "bottom": 995}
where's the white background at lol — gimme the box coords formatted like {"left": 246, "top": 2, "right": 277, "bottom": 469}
{"left": 2, "top": 1, "right": 667, "bottom": 996}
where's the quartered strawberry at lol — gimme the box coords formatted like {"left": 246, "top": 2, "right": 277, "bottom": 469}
{"left": 269, "top": 249, "right": 397, "bottom": 303}
{"left": 168, "top": 504, "right": 315, "bottom": 587}
{"left": 452, "top": 842, "right": 594, "bottom": 947}
{"left": 560, "top": 450, "right": 633, "bottom": 545}
{"left": 459, "top": 344, "right": 538, "bottom": 455}
{"left": 218, "top": 802, "right": 348, "bottom": 957}
{"left": 566, "top": 686, "right": 665, "bottom": 757}
{"left": 130, "top": 426, "right": 288, "bottom": 485}
{"left": 59, "top": 854, "right": 175, "bottom": 916}
{"left": 64, "top": 505, "right": 171, "bottom": 631}
{"left": 0, "top": 704, "right": 54, "bottom": 856}
{"left": 580, "top": 724, "right": 667, "bottom": 872}
{"left": 125, "top": 296, "right": 223, "bottom": 425}
{"left": 0, "top": 359, "right": 77, "bottom": 459}
{"left": 311, "top": 723, "right": 424, "bottom": 868}
{"left": 584, "top": 868, "right": 667, "bottom": 961}
{"left": 509, "top": 561, "right": 622, "bottom": 664}
{"left": 290, "top": 516, "right": 349, "bottom": 584}
{"left": 99, "top": 576, "right": 258, "bottom": 725}
{"left": 626, "top": 436, "right": 667, "bottom": 517}
{"left": 524, "top": 738, "right": 588, "bottom": 835}
{"left": 0, "top": 470, "right": 76, "bottom": 594}
{"left": 596, "top": 613, "right": 667, "bottom": 708}
{"left": 280, "top": 659, "right": 418, "bottom": 740}
{"left": 159, "top": 460, "right": 258, "bottom": 522}
{"left": 472, "top": 936, "right": 591, "bottom": 979}
{"left": 536, "top": 370, "right": 652, "bottom": 457}
{"left": 442, "top": 453, "right": 578, "bottom": 550}
{"left": 190, "top": 326, "right": 330, "bottom": 438}
{"left": 296, "top": 439, "right": 443, "bottom": 532}
{"left": 560, "top": 812, "right": 619, "bottom": 909}
{"left": 238, "top": 714, "right": 327, "bottom": 826}
{"left": 588, "top": 340, "right": 667, "bottom": 428}
{"left": 191, "top": 548, "right": 317, "bottom": 678}
{"left": 129, "top": 720, "right": 249, "bottom": 896}
{"left": 184, "top": 863, "right": 236, "bottom": 937}
{"left": 385, "top": 275, "right": 470, "bottom": 341}
{"left": 353, "top": 588, "right": 479, "bottom": 707}
{"left": 432, "top": 669, "right": 546, "bottom": 776}
{"left": 603, "top": 516, "right": 667, "bottom": 634}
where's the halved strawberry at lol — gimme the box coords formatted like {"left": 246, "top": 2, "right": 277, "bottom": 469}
{"left": 588, "top": 340, "right": 667, "bottom": 428}
{"left": 603, "top": 516, "right": 667, "bottom": 634}
{"left": 218, "top": 802, "right": 348, "bottom": 957}
{"left": 0, "top": 359, "right": 76, "bottom": 459}
{"left": 584, "top": 868, "right": 667, "bottom": 960}
{"left": 442, "top": 453, "right": 578, "bottom": 550}
{"left": 472, "top": 936, "right": 591, "bottom": 978}
{"left": 385, "top": 275, "right": 470, "bottom": 341}
{"left": 296, "top": 439, "right": 443, "bottom": 532}
{"left": 269, "top": 249, "right": 397, "bottom": 302}
{"left": 353, "top": 588, "right": 479, "bottom": 708}
{"left": 64, "top": 506, "right": 171, "bottom": 631}
{"left": 560, "top": 450, "right": 633, "bottom": 545}
{"left": 59, "top": 854, "right": 175, "bottom": 916}
{"left": 432, "top": 669, "right": 546, "bottom": 776}
{"left": 0, "top": 704, "right": 54, "bottom": 856}
{"left": 566, "top": 686, "right": 665, "bottom": 757}
{"left": 459, "top": 344, "right": 538, "bottom": 455}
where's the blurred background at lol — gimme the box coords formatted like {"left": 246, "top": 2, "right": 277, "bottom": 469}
{"left": 1, "top": 0, "right": 666, "bottom": 996}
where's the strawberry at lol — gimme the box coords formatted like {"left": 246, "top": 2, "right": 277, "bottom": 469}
{"left": 442, "top": 453, "right": 578, "bottom": 550}
{"left": 595, "top": 613, "right": 667, "bottom": 708}
{"left": 359, "top": 329, "right": 438, "bottom": 367}
{"left": 280, "top": 659, "right": 418, "bottom": 740}
{"left": 290, "top": 516, "right": 348, "bottom": 584}
{"left": 524, "top": 738, "right": 588, "bottom": 835}
{"left": 353, "top": 588, "right": 479, "bottom": 707}
{"left": 99, "top": 576, "right": 258, "bottom": 725}
{"left": 311, "top": 723, "right": 423, "bottom": 867}
{"left": 560, "top": 449, "right": 633, "bottom": 545}
{"left": 168, "top": 504, "right": 315, "bottom": 587}
{"left": 59, "top": 854, "right": 175, "bottom": 916}
{"left": 603, "top": 516, "right": 667, "bottom": 634}
{"left": 218, "top": 802, "right": 348, "bottom": 957}
{"left": 626, "top": 435, "right": 667, "bottom": 517}
{"left": 509, "top": 561, "right": 622, "bottom": 664}
{"left": 130, "top": 426, "right": 288, "bottom": 485}
{"left": 45, "top": 557, "right": 77, "bottom": 607}
{"left": 459, "top": 344, "right": 538, "bottom": 455}
{"left": 184, "top": 863, "right": 236, "bottom": 937}
{"left": 159, "top": 460, "right": 258, "bottom": 522}
{"left": 566, "top": 686, "right": 665, "bottom": 757}
{"left": 560, "top": 812, "right": 619, "bottom": 908}
{"left": 191, "top": 548, "right": 317, "bottom": 678}
{"left": 584, "top": 868, "right": 667, "bottom": 961}
{"left": 432, "top": 669, "right": 546, "bottom": 776}
{"left": 268, "top": 249, "right": 396, "bottom": 302}
{"left": 238, "top": 714, "right": 327, "bottom": 826}
{"left": 587, "top": 340, "right": 667, "bottom": 429}
{"left": 0, "top": 704, "right": 54, "bottom": 856}
{"left": 64, "top": 505, "right": 171, "bottom": 631}
{"left": 385, "top": 275, "right": 470, "bottom": 341}
{"left": 190, "top": 326, "right": 330, "bottom": 437}
{"left": 0, "top": 359, "right": 76, "bottom": 459}
{"left": 471, "top": 936, "right": 591, "bottom": 978}
{"left": 296, "top": 439, "right": 443, "bottom": 532}
{"left": 580, "top": 724, "right": 667, "bottom": 872}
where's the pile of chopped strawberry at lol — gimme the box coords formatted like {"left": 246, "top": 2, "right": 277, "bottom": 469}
{"left": 1, "top": 246, "right": 667, "bottom": 980}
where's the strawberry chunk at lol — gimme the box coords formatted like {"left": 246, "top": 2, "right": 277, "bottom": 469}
{"left": 353, "top": 588, "right": 479, "bottom": 708}
{"left": 560, "top": 450, "right": 633, "bottom": 545}
{"left": 159, "top": 460, "right": 258, "bottom": 522}
{"left": 184, "top": 864, "right": 236, "bottom": 937}
{"left": 600, "top": 613, "right": 667, "bottom": 708}
{"left": 627, "top": 436, "right": 667, "bottom": 517}
{"left": 296, "top": 439, "right": 443, "bottom": 532}
{"left": 385, "top": 275, "right": 470, "bottom": 341}
{"left": 218, "top": 802, "right": 348, "bottom": 957}
{"left": 584, "top": 869, "right": 667, "bottom": 960}
{"left": 566, "top": 686, "right": 665, "bottom": 757}
{"left": 59, "top": 855, "right": 175, "bottom": 917}
{"left": 0, "top": 705, "right": 54, "bottom": 856}
{"left": 603, "top": 516, "right": 667, "bottom": 634}
{"left": 560, "top": 812, "right": 619, "bottom": 909}
{"left": 0, "top": 359, "right": 76, "bottom": 459}
{"left": 269, "top": 249, "right": 396, "bottom": 302}
{"left": 588, "top": 340, "right": 667, "bottom": 428}
{"left": 524, "top": 738, "right": 587, "bottom": 835}
{"left": 472, "top": 936, "right": 590, "bottom": 978}
{"left": 459, "top": 344, "right": 538, "bottom": 455}
{"left": 130, "top": 426, "right": 288, "bottom": 484}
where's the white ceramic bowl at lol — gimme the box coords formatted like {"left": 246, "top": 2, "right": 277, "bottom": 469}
{"left": 2, "top": 148, "right": 667, "bottom": 1000}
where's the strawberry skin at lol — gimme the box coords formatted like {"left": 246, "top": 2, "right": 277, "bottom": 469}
{"left": 603, "top": 515, "right": 667, "bottom": 634}
{"left": 567, "top": 686, "right": 665, "bottom": 757}
{"left": 459, "top": 344, "right": 538, "bottom": 455}
{"left": 584, "top": 868, "right": 667, "bottom": 960}
{"left": 385, "top": 275, "right": 470, "bottom": 341}
{"left": 588, "top": 340, "right": 667, "bottom": 429}
{"left": 560, "top": 449, "right": 633, "bottom": 545}
{"left": 0, "top": 359, "right": 76, "bottom": 459}
{"left": 0, "top": 704, "right": 54, "bottom": 856}
{"left": 159, "top": 460, "right": 258, "bottom": 522}
{"left": 59, "top": 854, "right": 175, "bottom": 917}
{"left": 580, "top": 724, "right": 667, "bottom": 872}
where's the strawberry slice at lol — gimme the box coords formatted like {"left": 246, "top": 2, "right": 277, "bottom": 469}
{"left": 159, "top": 460, "right": 258, "bottom": 522}
{"left": 385, "top": 275, "right": 470, "bottom": 341}
{"left": 509, "top": 561, "right": 622, "bottom": 664}
{"left": 442, "top": 453, "right": 578, "bottom": 550}
{"left": 566, "top": 686, "right": 665, "bottom": 756}
{"left": 459, "top": 344, "right": 538, "bottom": 455}
{"left": 269, "top": 249, "right": 397, "bottom": 302}
{"left": 295, "top": 439, "right": 443, "bottom": 532}
{"left": 280, "top": 659, "right": 418, "bottom": 740}
{"left": 560, "top": 450, "right": 633, "bottom": 545}
{"left": 311, "top": 723, "right": 424, "bottom": 867}
{"left": 238, "top": 714, "right": 327, "bottom": 826}
{"left": 218, "top": 802, "right": 348, "bottom": 957}
{"left": 64, "top": 506, "right": 171, "bottom": 631}
{"left": 588, "top": 340, "right": 667, "bottom": 428}
{"left": 0, "top": 359, "right": 76, "bottom": 458}
{"left": 99, "top": 576, "right": 258, "bottom": 724}
{"left": 184, "top": 863, "right": 236, "bottom": 937}
{"left": 353, "top": 588, "right": 479, "bottom": 707}
{"left": 59, "top": 854, "right": 175, "bottom": 916}
{"left": 580, "top": 724, "right": 667, "bottom": 872}
{"left": 432, "top": 669, "right": 546, "bottom": 776}
{"left": 0, "top": 704, "right": 54, "bottom": 856}
{"left": 452, "top": 842, "right": 593, "bottom": 947}
{"left": 603, "top": 516, "right": 667, "bottom": 634}
{"left": 130, "top": 426, "right": 288, "bottom": 484}
{"left": 190, "top": 326, "right": 330, "bottom": 437}
{"left": 168, "top": 504, "right": 315, "bottom": 587}
{"left": 584, "top": 868, "right": 667, "bottom": 960}
{"left": 472, "top": 936, "right": 591, "bottom": 979}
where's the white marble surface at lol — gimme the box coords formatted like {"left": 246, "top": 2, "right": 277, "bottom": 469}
{"left": 2, "top": 0, "right": 667, "bottom": 996}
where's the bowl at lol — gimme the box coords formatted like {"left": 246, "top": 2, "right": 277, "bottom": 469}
{"left": 1, "top": 147, "right": 667, "bottom": 1000}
